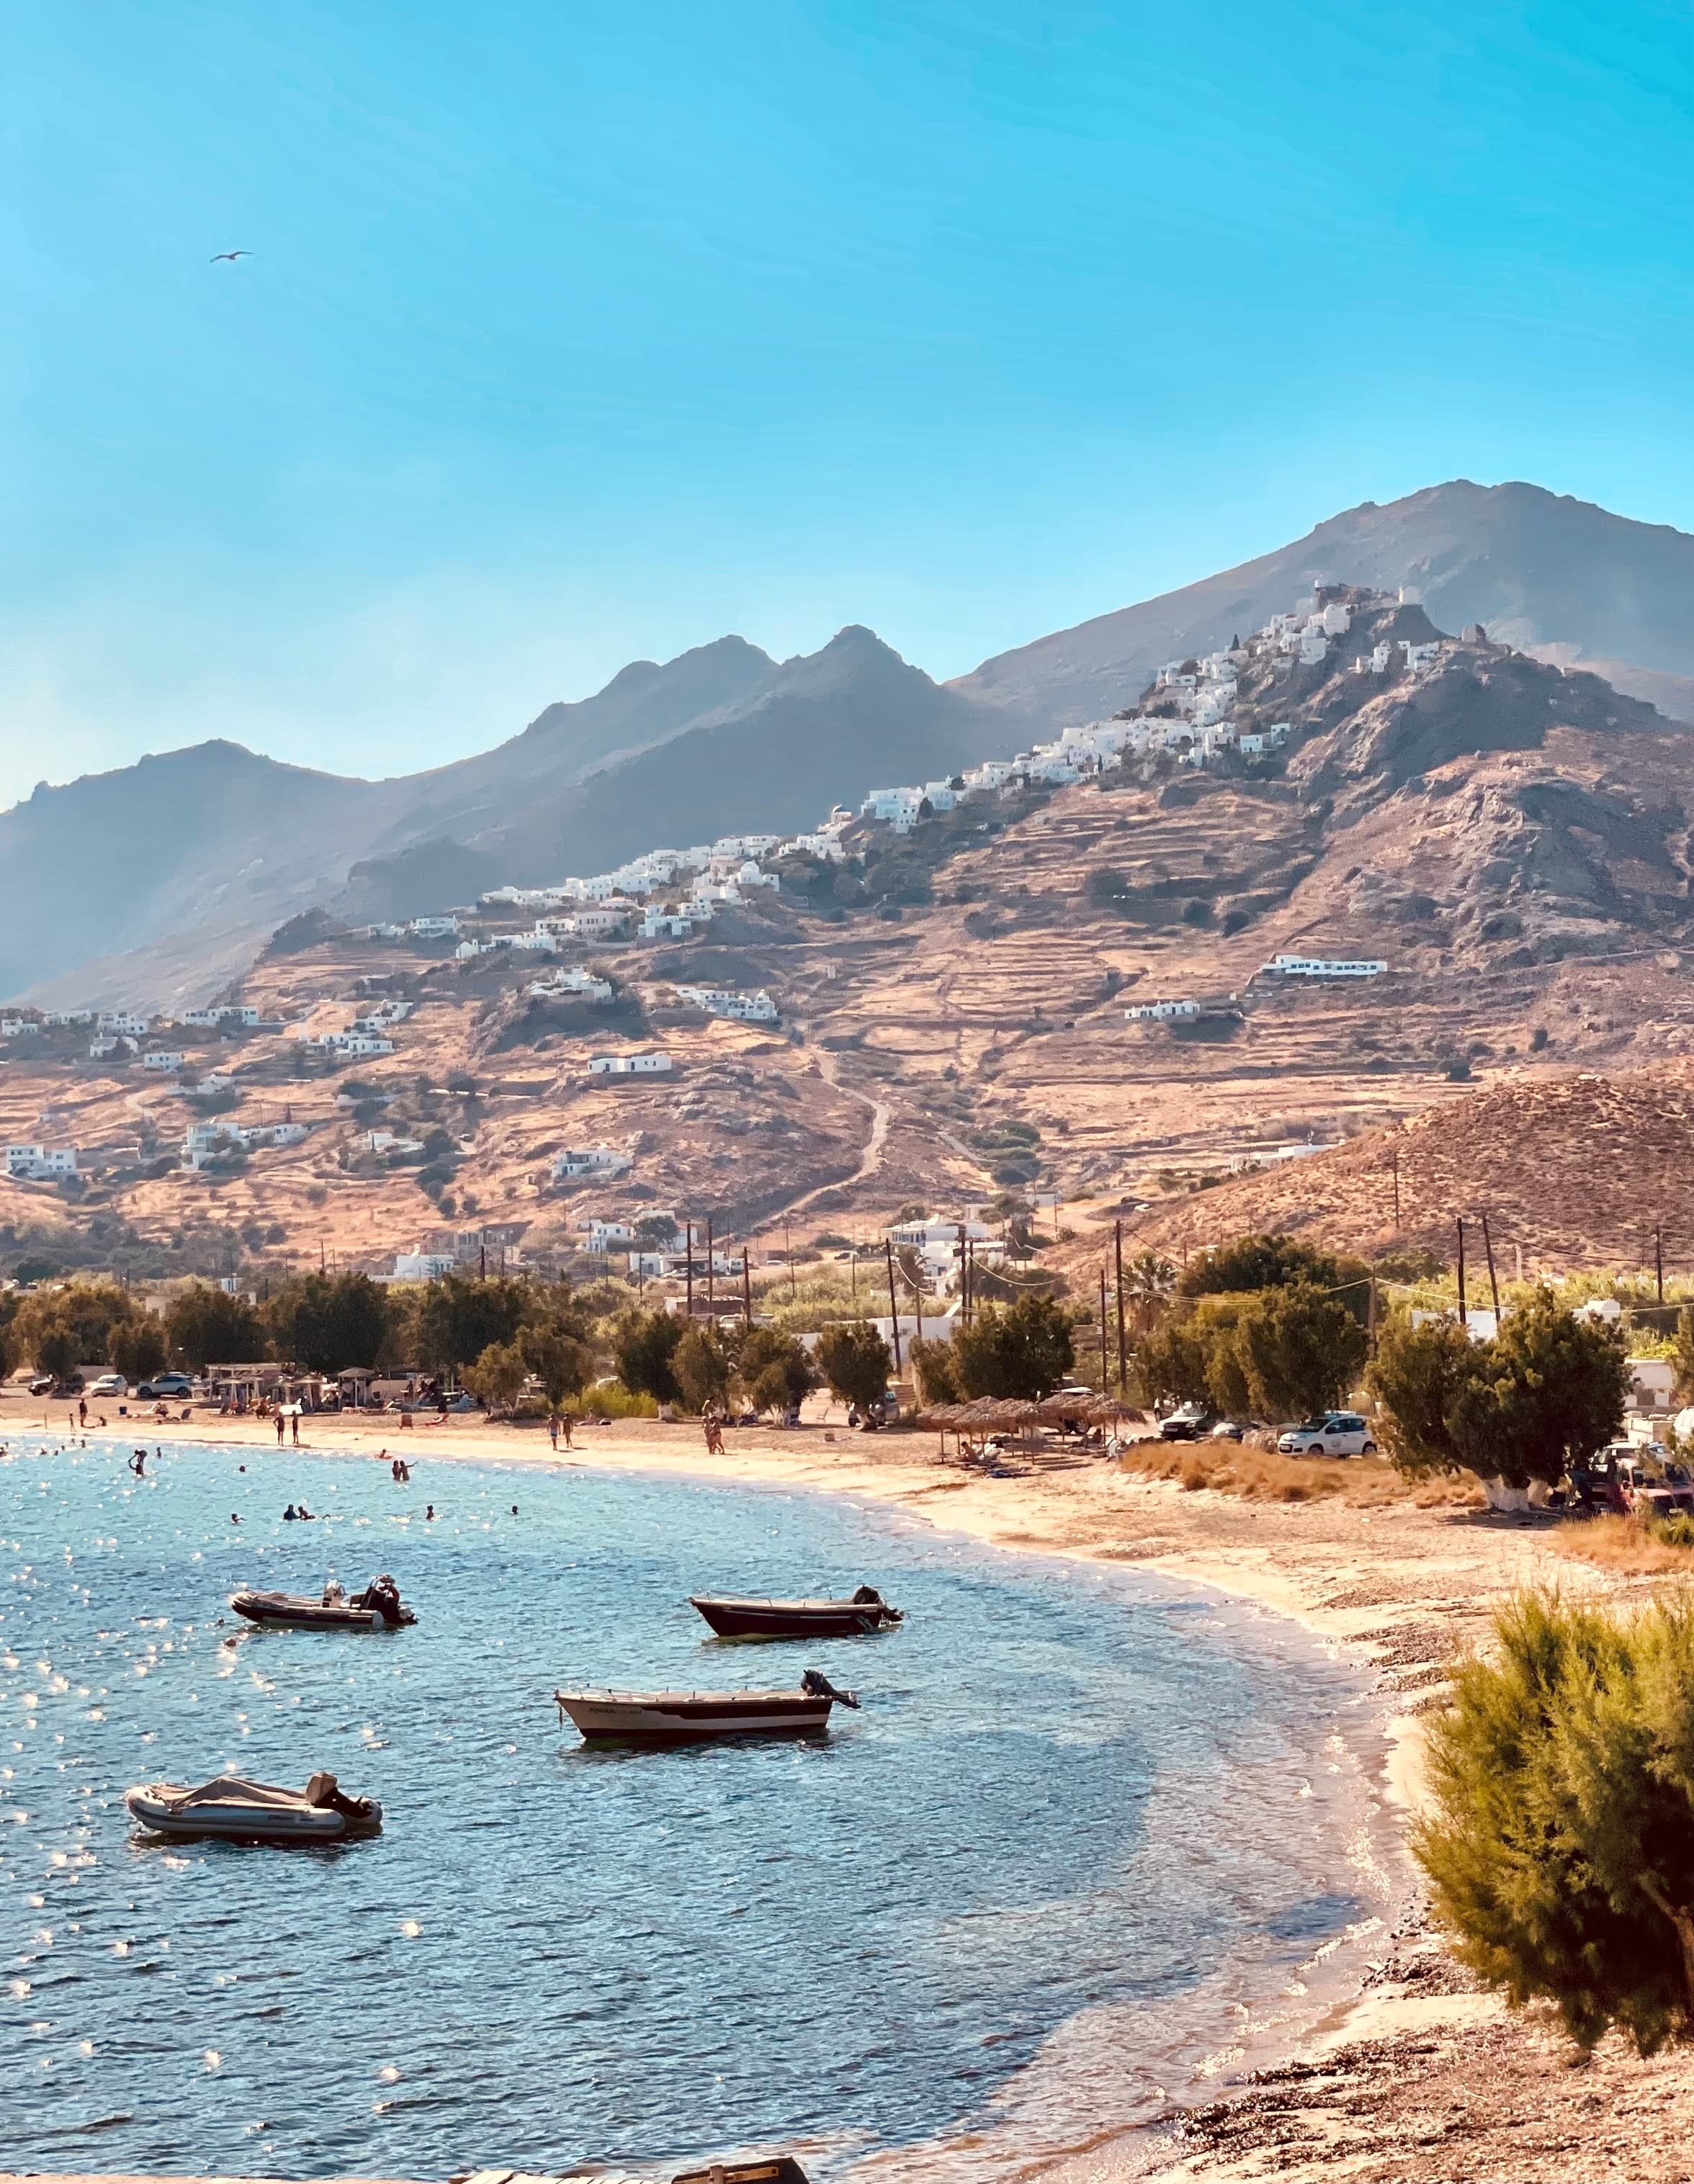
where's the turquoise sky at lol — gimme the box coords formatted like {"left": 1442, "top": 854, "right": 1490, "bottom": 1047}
{"left": 6, "top": 1, "right": 1694, "bottom": 805}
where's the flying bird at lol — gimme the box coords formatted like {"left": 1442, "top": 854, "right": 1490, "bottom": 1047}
{"left": 210, "top": 250, "right": 252, "bottom": 263}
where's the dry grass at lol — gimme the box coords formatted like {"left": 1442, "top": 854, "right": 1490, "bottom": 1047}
{"left": 1547, "top": 1514, "right": 1694, "bottom": 1576}
{"left": 1122, "top": 1441, "right": 1481, "bottom": 1508}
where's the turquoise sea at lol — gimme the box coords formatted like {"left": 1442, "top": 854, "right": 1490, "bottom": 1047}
{"left": 0, "top": 1437, "right": 1395, "bottom": 2179}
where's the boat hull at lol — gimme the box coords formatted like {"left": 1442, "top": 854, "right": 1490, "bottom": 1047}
{"left": 125, "top": 1781, "right": 382, "bottom": 1843}
{"left": 689, "top": 1595, "right": 900, "bottom": 1640}
{"left": 555, "top": 1689, "right": 835, "bottom": 1743}
{"left": 230, "top": 1590, "right": 413, "bottom": 1631}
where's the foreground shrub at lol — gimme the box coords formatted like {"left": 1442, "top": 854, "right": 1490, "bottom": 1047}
{"left": 1418, "top": 1591, "right": 1694, "bottom": 2054}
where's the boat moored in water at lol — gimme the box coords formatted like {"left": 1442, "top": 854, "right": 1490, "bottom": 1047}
{"left": 230, "top": 1574, "right": 414, "bottom": 1630}
{"left": 125, "top": 1771, "right": 383, "bottom": 1843}
{"left": 555, "top": 1668, "right": 859, "bottom": 1743}
{"left": 688, "top": 1585, "right": 902, "bottom": 1639}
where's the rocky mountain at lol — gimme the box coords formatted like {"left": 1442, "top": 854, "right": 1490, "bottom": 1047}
{"left": 17, "top": 475, "right": 1694, "bottom": 1011}
{"left": 954, "top": 480, "right": 1694, "bottom": 729}
{"left": 5, "top": 629, "right": 1031, "bottom": 1010}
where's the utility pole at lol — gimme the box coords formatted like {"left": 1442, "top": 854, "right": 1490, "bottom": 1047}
{"left": 1367, "top": 1267, "right": 1378, "bottom": 1360}
{"left": 1099, "top": 1266, "right": 1109, "bottom": 1393}
{"left": 1390, "top": 1149, "right": 1400, "bottom": 1230}
{"left": 784, "top": 1218, "right": 797, "bottom": 1304}
{"left": 1657, "top": 1227, "right": 1665, "bottom": 1305}
{"left": 1113, "top": 1220, "right": 1128, "bottom": 1395}
{"left": 884, "top": 1236, "right": 902, "bottom": 1380}
{"left": 707, "top": 1216, "right": 715, "bottom": 1318}
{"left": 743, "top": 1246, "right": 753, "bottom": 1326}
{"left": 1480, "top": 1211, "right": 1501, "bottom": 1326}
{"left": 1456, "top": 1218, "right": 1466, "bottom": 1326}
{"left": 685, "top": 1221, "right": 694, "bottom": 1322}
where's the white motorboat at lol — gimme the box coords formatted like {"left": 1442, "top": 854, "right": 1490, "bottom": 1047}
{"left": 555, "top": 1668, "right": 859, "bottom": 1743}
{"left": 125, "top": 1771, "right": 382, "bottom": 1843}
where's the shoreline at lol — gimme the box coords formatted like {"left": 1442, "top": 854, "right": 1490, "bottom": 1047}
{"left": 12, "top": 1401, "right": 1691, "bottom": 2180}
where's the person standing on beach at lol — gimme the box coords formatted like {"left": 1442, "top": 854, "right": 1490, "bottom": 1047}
{"left": 548, "top": 1414, "right": 559, "bottom": 1451}
{"left": 291, "top": 1411, "right": 300, "bottom": 1446}
{"left": 276, "top": 1409, "right": 284, "bottom": 1445}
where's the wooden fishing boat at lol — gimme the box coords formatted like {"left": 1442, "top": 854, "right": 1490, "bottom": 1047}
{"left": 125, "top": 1771, "right": 382, "bottom": 1843}
{"left": 555, "top": 1668, "right": 859, "bottom": 1743}
{"left": 688, "top": 1585, "right": 902, "bottom": 1639}
{"left": 230, "top": 1576, "right": 413, "bottom": 1630}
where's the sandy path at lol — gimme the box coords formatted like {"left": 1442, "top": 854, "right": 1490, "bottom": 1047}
{"left": 12, "top": 1396, "right": 1692, "bottom": 2181}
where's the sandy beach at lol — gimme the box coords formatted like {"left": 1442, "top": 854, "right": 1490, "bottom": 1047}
{"left": 14, "top": 1393, "right": 1694, "bottom": 2183}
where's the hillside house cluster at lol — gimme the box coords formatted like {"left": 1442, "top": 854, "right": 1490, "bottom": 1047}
{"left": 884, "top": 1213, "right": 1007, "bottom": 1293}
{"left": 673, "top": 984, "right": 778, "bottom": 1023}
{"left": 181, "top": 1118, "right": 310, "bottom": 1169}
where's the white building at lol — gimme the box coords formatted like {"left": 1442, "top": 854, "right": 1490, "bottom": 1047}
{"left": 640, "top": 909, "right": 694, "bottom": 939}
{"left": 588, "top": 1052, "right": 673, "bottom": 1077}
{"left": 1264, "top": 955, "right": 1387, "bottom": 979}
{"left": 394, "top": 1251, "right": 457, "bottom": 1280}
{"left": 1126, "top": 998, "right": 1201, "bottom": 1021}
{"left": 674, "top": 985, "right": 779, "bottom": 1023}
{"left": 552, "top": 1146, "right": 632, "bottom": 1181}
{"left": 1405, "top": 640, "right": 1442, "bottom": 673}
{"left": 142, "top": 1048, "right": 187, "bottom": 1073}
{"left": 1299, "top": 623, "right": 1330, "bottom": 665}
{"left": 410, "top": 915, "right": 460, "bottom": 940}
{"left": 570, "top": 904, "right": 632, "bottom": 938}
{"left": 4, "top": 1144, "right": 78, "bottom": 1179}
{"left": 99, "top": 1011, "right": 148, "bottom": 1037}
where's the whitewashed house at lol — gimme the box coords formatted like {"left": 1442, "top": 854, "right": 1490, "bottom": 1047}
{"left": 142, "top": 1048, "right": 187, "bottom": 1073}
{"left": 410, "top": 915, "right": 460, "bottom": 939}
{"left": 552, "top": 1146, "right": 631, "bottom": 1182}
{"left": 1126, "top": 999, "right": 1201, "bottom": 1021}
{"left": 588, "top": 1052, "right": 673, "bottom": 1077}
{"left": 5, "top": 1144, "right": 78, "bottom": 1179}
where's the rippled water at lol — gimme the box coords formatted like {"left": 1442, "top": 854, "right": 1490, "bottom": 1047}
{"left": 0, "top": 1438, "right": 1394, "bottom": 2179}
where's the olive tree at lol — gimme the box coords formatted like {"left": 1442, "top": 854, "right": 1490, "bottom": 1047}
{"left": 815, "top": 1321, "right": 892, "bottom": 1411}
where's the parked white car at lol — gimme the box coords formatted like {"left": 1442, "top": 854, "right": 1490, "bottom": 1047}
{"left": 1277, "top": 1411, "right": 1377, "bottom": 1457}
{"left": 85, "top": 1372, "right": 128, "bottom": 1398}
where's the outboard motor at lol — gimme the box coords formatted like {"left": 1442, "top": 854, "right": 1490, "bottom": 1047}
{"left": 801, "top": 1668, "right": 860, "bottom": 1709}
{"left": 850, "top": 1585, "right": 884, "bottom": 1606}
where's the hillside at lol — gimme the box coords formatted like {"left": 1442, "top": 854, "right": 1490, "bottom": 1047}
{"left": 1094, "top": 1067, "right": 1694, "bottom": 1277}
{"left": 9, "top": 588, "right": 1694, "bottom": 1284}
{"left": 954, "top": 480, "right": 1694, "bottom": 728}
{"left": 17, "top": 479, "right": 1694, "bottom": 1008}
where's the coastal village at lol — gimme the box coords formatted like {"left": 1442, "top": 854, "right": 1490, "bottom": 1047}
{"left": 10, "top": 583, "right": 1694, "bottom": 2184}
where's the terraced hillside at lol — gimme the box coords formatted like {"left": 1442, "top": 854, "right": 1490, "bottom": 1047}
{"left": 8, "top": 591, "right": 1694, "bottom": 1279}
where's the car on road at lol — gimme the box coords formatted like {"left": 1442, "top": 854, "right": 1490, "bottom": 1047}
{"left": 29, "top": 1374, "right": 80, "bottom": 1398}
{"left": 1159, "top": 1403, "right": 1217, "bottom": 1441}
{"left": 1210, "top": 1418, "right": 1256, "bottom": 1442}
{"left": 136, "top": 1372, "right": 196, "bottom": 1400}
{"left": 85, "top": 1372, "right": 129, "bottom": 1398}
{"left": 1277, "top": 1411, "right": 1378, "bottom": 1457}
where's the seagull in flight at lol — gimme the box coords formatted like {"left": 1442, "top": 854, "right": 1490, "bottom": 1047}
{"left": 210, "top": 250, "right": 252, "bottom": 263}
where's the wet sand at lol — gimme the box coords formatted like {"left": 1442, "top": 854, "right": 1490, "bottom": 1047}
{"left": 12, "top": 1394, "right": 1693, "bottom": 2182}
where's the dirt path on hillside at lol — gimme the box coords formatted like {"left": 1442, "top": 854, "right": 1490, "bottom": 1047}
{"left": 763, "top": 1048, "right": 891, "bottom": 1221}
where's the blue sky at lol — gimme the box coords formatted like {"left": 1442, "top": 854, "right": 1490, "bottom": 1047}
{"left": 5, "top": 1, "right": 1694, "bottom": 807}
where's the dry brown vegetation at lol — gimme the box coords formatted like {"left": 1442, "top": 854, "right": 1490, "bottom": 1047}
{"left": 1547, "top": 1513, "right": 1694, "bottom": 1576}
{"left": 1121, "top": 1440, "right": 1483, "bottom": 1508}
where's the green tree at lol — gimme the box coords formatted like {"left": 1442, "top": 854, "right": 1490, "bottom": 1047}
{"left": 815, "top": 1321, "right": 893, "bottom": 1411}
{"left": 674, "top": 1322, "right": 731, "bottom": 1411}
{"left": 1417, "top": 1591, "right": 1694, "bottom": 2054}
{"left": 0, "top": 1292, "right": 19, "bottom": 1380}
{"left": 1364, "top": 1313, "right": 1471, "bottom": 1475}
{"left": 953, "top": 1293, "right": 1075, "bottom": 1400}
{"left": 1448, "top": 1290, "right": 1628, "bottom": 1491}
{"left": 166, "top": 1282, "right": 268, "bottom": 1370}
{"left": 408, "top": 1274, "right": 532, "bottom": 1376}
{"left": 1229, "top": 1280, "right": 1368, "bottom": 1421}
{"left": 266, "top": 1272, "right": 391, "bottom": 1372}
{"left": 1123, "top": 1251, "right": 1177, "bottom": 1335}
{"left": 1368, "top": 1293, "right": 1627, "bottom": 1493}
{"left": 17, "top": 1281, "right": 140, "bottom": 1372}
{"left": 108, "top": 1315, "right": 167, "bottom": 1384}
{"left": 908, "top": 1334, "right": 960, "bottom": 1405}
{"left": 519, "top": 1321, "right": 591, "bottom": 1411}
{"left": 614, "top": 1307, "right": 684, "bottom": 1406}
{"left": 1178, "top": 1231, "right": 1372, "bottom": 1323}
{"left": 1672, "top": 1304, "right": 1694, "bottom": 1403}
{"left": 734, "top": 1326, "right": 817, "bottom": 1414}
{"left": 32, "top": 1311, "right": 82, "bottom": 1383}
{"left": 1133, "top": 1313, "right": 1214, "bottom": 1408}
{"left": 465, "top": 1339, "right": 527, "bottom": 1414}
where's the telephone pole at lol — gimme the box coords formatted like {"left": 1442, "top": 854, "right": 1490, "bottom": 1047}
{"left": 1113, "top": 1220, "right": 1128, "bottom": 1395}
{"left": 884, "top": 1236, "right": 902, "bottom": 1379}
{"left": 1098, "top": 1267, "right": 1109, "bottom": 1392}
{"left": 1480, "top": 1211, "right": 1501, "bottom": 1324}
{"left": 1456, "top": 1218, "right": 1466, "bottom": 1326}
{"left": 685, "top": 1221, "right": 694, "bottom": 1322}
